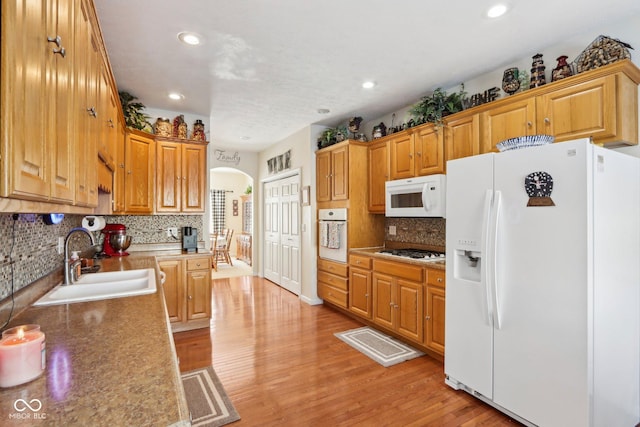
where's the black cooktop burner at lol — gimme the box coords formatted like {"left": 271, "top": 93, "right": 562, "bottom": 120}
{"left": 379, "top": 248, "right": 445, "bottom": 259}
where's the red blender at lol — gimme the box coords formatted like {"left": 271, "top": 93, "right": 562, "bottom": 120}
{"left": 101, "top": 223, "right": 132, "bottom": 256}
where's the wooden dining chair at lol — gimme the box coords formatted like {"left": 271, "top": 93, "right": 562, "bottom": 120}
{"left": 221, "top": 229, "right": 234, "bottom": 266}
{"left": 210, "top": 232, "right": 226, "bottom": 271}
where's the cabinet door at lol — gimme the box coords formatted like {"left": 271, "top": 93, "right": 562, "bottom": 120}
{"left": 330, "top": 145, "right": 349, "bottom": 200}
{"left": 315, "top": 150, "right": 331, "bottom": 202}
{"left": 425, "top": 286, "right": 446, "bottom": 355}
{"left": 125, "top": 131, "right": 154, "bottom": 213}
{"left": 113, "top": 120, "right": 126, "bottom": 213}
{"left": 389, "top": 133, "right": 414, "bottom": 180}
{"left": 156, "top": 140, "right": 181, "bottom": 212}
{"left": 349, "top": 267, "right": 372, "bottom": 319}
{"left": 1, "top": 0, "right": 50, "bottom": 200}
{"left": 372, "top": 273, "right": 394, "bottom": 330}
{"left": 186, "top": 270, "right": 212, "bottom": 321}
{"left": 480, "top": 97, "right": 536, "bottom": 153}
{"left": 396, "top": 279, "right": 423, "bottom": 342}
{"left": 159, "top": 259, "right": 184, "bottom": 323}
{"left": 536, "top": 75, "right": 616, "bottom": 142}
{"left": 445, "top": 113, "right": 480, "bottom": 162}
{"left": 368, "top": 140, "right": 388, "bottom": 213}
{"left": 414, "top": 125, "right": 444, "bottom": 176}
{"left": 181, "top": 143, "right": 206, "bottom": 212}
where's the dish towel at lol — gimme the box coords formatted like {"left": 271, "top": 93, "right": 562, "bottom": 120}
{"left": 320, "top": 221, "right": 329, "bottom": 248}
{"left": 327, "top": 222, "right": 342, "bottom": 249}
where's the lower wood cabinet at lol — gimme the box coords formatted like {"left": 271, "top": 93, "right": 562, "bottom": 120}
{"left": 349, "top": 254, "right": 372, "bottom": 319}
{"left": 317, "top": 258, "right": 348, "bottom": 308}
{"left": 424, "top": 268, "right": 446, "bottom": 355}
{"left": 372, "top": 259, "right": 424, "bottom": 343}
{"left": 236, "top": 233, "right": 252, "bottom": 266}
{"left": 158, "top": 255, "right": 211, "bottom": 332}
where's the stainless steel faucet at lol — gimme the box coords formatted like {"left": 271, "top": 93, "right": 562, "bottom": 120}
{"left": 63, "top": 227, "right": 97, "bottom": 285}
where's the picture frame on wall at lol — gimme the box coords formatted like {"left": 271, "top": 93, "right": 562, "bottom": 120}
{"left": 301, "top": 185, "right": 310, "bottom": 206}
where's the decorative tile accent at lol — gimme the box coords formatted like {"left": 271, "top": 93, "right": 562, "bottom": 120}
{"left": 385, "top": 217, "right": 445, "bottom": 247}
{"left": 0, "top": 214, "right": 204, "bottom": 303}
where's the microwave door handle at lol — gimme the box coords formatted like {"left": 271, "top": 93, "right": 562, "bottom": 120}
{"left": 422, "top": 184, "right": 432, "bottom": 212}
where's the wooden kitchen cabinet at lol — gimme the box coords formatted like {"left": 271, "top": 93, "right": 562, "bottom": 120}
{"left": 156, "top": 137, "right": 207, "bottom": 213}
{"left": 316, "top": 143, "right": 348, "bottom": 202}
{"left": 480, "top": 97, "right": 537, "bottom": 153}
{"left": 113, "top": 118, "right": 126, "bottom": 213}
{"left": 424, "top": 268, "right": 446, "bottom": 355}
{"left": 159, "top": 255, "right": 211, "bottom": 332}
{"left": 368, "top": 139, "right": 389, "bottom": 214}
{"left": 390, "top": 124, "right": 444, "bottom": 180}
{"left": 444, "top": 112, "right": 480, "bottom": 161}
{"left": 372, "top": 259, "right": 424, "bottom": 342}
{"left": 317, "top": 258, "right": 349, "bottom": 308}
{"left": 236, "top": 233, "right": 252, "bottom": 266}
{"left": 124, "top": 129, "right": 155, "bottom": 213}
{"left": 349, "top": 254, "right": 372, "bottom": 319}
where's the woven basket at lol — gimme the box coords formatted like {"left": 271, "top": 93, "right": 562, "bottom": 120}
{"left": 573, "top": 35, "right": 633, "bottom": 74}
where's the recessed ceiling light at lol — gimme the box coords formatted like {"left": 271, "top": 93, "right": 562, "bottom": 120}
{"left": 362, "top": 81, "right": 376, "bottom": 89}
{"left": 317, "top": 108, "right": 331, "bottom": 114}
{"left": 240, "top": 136, "right": 251, "bottom": 140}
{"left": 168, "top": 92, "right": 184, "bottom": 100}
{"left": 177, "top": 32, "right": 202, "bottom": 46}
{"left": 487, "top": 4, "right": 508, "bottom": 18}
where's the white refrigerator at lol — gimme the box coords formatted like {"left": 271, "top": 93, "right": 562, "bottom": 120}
{"left": 444, "top": 139, "right": 640, "bottom": 426}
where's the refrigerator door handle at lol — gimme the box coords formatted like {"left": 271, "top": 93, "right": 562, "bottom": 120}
{"left": 422, "top": 183, "right": 432, "bottom": 212}
{"left": 481, "top": 189, "right": 495, "bottom": 327}
{"left": 490, "top": 190, "right": 503, "bottom": 330}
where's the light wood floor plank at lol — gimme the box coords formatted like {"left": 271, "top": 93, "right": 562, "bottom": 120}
{"left": 174, "top": 276, "right": 520, "bottom": 426}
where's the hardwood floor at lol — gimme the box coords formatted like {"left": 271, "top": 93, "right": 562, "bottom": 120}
{"left": 174, "top": 276, "right": 520, "bottom": 426}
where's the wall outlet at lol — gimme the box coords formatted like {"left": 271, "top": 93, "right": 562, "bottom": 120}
{"left": 167, "top": 227, "right": 179, "bottom": 237}
{"left": 57, "top": 236, "right": 64, "bottom": 254}
{"left": 389, "top": 225, "right": 396, "bottom": 236}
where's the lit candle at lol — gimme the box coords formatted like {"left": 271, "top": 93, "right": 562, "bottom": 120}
{"left": 0, "top": 324, "right": 46, "bottom": 388}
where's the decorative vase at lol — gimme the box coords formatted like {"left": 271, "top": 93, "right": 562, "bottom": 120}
{"left": 348, "top": 116, "right": 363, "bottom": 138}
{"left": 154, "top": 118, "right": 172, "bottom": 137}
{"left": 372, "top": 122, "right": 386, "bottom": 139}
{"left": 551, "top": 55, "right": 573, "bottom": 81}
{"left": 501, "top": 67, "right": 520, "bottom": 95}
{"left": 192, "top": 119, "right": 205, "bottom": 141}
{"left": 529, "top": 53, "right": 546, "bottom": 88}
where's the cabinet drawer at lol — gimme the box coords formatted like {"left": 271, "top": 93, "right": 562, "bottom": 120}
{"left": 318, "top": 283, "right": 348, "bottom": 308}
{"left": 318, "top": 271, "right": 348, "bottom": 290}
{"left": 426, "top": 268, "right": 445, "bottom": 288}
{"left": 349, "top": 254, "right": 372, "bottom": 269}
{"left": 318, "top": 258, "right": 348, "bottom": 277}
{"left": 186, "top": 257, "right": 210, "bottom": 271}
{"left": 373, "top": 259, "right": 423, "bottom": 282}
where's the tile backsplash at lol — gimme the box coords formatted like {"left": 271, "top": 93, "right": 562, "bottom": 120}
{"left": 385, "top": 217, "right": 445, "bottom": 247}
{"left": 0, "top": 213, "right": 204, "bottom": 302}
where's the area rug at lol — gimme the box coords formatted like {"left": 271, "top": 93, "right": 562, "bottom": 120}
{"left": 334, "top": 326, "right": 425, "bottom": 367}
{"left": 211, "top": 258, "right": 254, "bottom": 279}
{"left": 181, "top": 366, "right": 240, "bottom": 427}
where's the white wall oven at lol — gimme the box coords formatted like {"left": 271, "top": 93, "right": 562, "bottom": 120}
{"left": 318, "top": 208, "right": 347, "bottom": 263}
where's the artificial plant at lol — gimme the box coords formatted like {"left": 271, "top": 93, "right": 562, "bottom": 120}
{"left": 409, "top": 87, "right": 467, "bottom": 125}
{"left": 119, "top": 91, "right": 153, "bottom": 132}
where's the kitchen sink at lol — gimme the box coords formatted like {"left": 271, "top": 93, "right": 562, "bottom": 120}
{"left": 34, "top": 268, "right": 157, "bottom": 306}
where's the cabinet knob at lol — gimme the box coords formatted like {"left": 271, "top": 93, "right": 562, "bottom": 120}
{"left": 188, "top": 295, "right": 193, "bottom": 300}
{"left": 527, "top": 121, "right": 533, "bottom": 127}
{"left": 108, "top": 118, "right": 114, "bottom": 128}
{"left": 196, "top": 263, "right": 201, "bottom": 267}
{"left": 87, "top": 107, "right": 97, "bottom": 117}
{"left": 47, "top": 35, "right": 62, "bottom": 47}
{"left": 437, "top": 278, "right": 443, "bottom": 282}
{"left": 416, "top": 152, "right": 422, "bottom": 157}
{"left": 389, "top": 302, "right": 394, "bottom": 307}
{"left": 425, "top": 315, "right": 431, "bottom": 320}
{"left": 544, "top": 117, "right": 551, "bottom": 124}
{"left": 409, "top": 153, "right": 413, "bottom": 158}
{"left": 394, "top": 304, "right": 399, "bottom": 309}
{"left": 52, "top": 47, "right": 66, "bottom": 58}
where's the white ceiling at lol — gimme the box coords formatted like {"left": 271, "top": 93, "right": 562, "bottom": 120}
{"left": 95, "top": 0, "right": 640, "bottom": 151}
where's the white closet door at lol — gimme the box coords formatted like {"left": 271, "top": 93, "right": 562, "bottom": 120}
{"left": 263, "top": 181, "right": 280, "bottom": 284}
{"left": 280, "top": 176, "right": 301, "bottom": 295}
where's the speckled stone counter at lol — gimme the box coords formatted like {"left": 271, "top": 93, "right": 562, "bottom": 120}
{"left": 350, "top": 247, "right": 446, "bottom": 271}
{"left": 0, "top": 253, "right": 193, "bottom": 427}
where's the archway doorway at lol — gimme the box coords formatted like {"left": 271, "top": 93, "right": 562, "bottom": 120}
{"left": 208, "top": 167, "right": 254, "bottom": 276}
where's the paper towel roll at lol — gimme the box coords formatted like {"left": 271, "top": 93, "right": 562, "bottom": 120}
{"left": 82, "top": 216, "right": 106, "bottom": 231}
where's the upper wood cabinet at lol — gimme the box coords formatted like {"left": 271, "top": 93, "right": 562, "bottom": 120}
{"left": 316, "top": 143, "right": 348, "bottom": 202}
{"left": 368, "top": 139, "right": 389, "bottom": 214}
{"left": 444, "top": 112, "right": 480, "bottom": 162}
{"left": 479, "top": 60, "right": 640, "bottom": 152}
{"left": 124, "top": 129, "right": 154, "bottom": 214}
{"left": 113, "top": 118, "right": 126, "bottom": 213}
{"left": 1, "top": 0, "right": 76, "bottom": 204}
{"left": 389, "top": 124, "right": 445, "bottom": 180}
{"left": 156, "top": 138, "right": 207, "bottom": 213}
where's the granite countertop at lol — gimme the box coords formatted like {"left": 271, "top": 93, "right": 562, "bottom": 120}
{"left": 0, "top": 251, "right": 200, "bottom": 427}
{"left": 350, "top": 247, "right": 446, "bottom": 271}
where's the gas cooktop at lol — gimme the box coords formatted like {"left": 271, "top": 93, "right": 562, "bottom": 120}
{"left": 377, "top": 248, "right": 445, "bottom": 262}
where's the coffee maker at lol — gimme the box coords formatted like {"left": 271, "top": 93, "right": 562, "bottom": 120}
{"left": 101, "top": 223, "right": 131, "bottom": 256}
{"left": 182, "top": 226, "right": 197, "bottom": 252}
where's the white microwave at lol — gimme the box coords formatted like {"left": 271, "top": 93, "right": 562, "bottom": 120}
{"left": 385, "top": 175, "right": 446, "bottom": 217}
